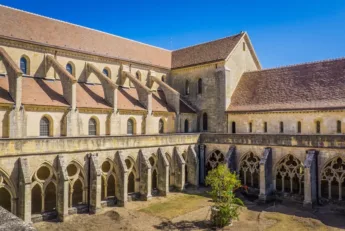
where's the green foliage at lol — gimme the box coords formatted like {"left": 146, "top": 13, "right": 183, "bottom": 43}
{"left": 205, "top": 164, "right": 243, "bottom": 227}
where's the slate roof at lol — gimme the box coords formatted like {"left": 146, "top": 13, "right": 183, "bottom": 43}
{"left": 228, "top": 58, "right": 345, "bottom": 112}
{"left": 171, "top": 33, "right": 243, "bottom": 69}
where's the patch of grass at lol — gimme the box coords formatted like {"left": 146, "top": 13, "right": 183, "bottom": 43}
{"left": 139, "top": 193, "right": 210, "bottom": 219}
{"left": 264, "top": 212, "right": 329, "bottom": 231}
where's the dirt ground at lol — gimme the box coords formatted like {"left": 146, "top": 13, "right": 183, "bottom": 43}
{"left": 34, "top": 190, "right": 345, "bottom": 231}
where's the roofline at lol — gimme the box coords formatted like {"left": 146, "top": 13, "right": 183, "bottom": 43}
{"left": 172, "top": 32, "right": 243, "bottom": 52}
{"left": 227, "top": 106, "right": 345, "bottom": 113}
{"left": 225, "top": 32, "right": 262, "bottom": 69}
{"left": 0, "top": 4, "right": 171, "bottom": 52}
{"left": 244, "top": 56, "right": 345, "bottom": 74}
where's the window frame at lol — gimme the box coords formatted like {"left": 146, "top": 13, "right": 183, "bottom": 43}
{"left": 88, "top": 118, "right": 97, "bottom": 136}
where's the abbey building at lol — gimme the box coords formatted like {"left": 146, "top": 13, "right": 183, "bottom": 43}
{"left": 0, "top": 5, "right": 344, "bottom": 223}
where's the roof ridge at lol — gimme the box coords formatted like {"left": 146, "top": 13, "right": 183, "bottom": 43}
{"left": 173, "top": 32, "right": 244, "bottom": 52}
{"left": 0, "top": 4, "right": 171, "bottom": 52}
{"left": 245, "top": 56, "right": 345, "bottom": 74}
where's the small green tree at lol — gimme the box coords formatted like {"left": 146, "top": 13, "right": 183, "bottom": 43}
{"left": 205, "top": 164, "right": 244, "bottom": 227}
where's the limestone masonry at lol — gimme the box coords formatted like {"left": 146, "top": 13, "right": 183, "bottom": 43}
{"left": 0, "top": 4, "right": 344, "bottom": 224}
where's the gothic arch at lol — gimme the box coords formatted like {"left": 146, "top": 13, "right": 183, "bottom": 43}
{"left": 275, "top": 154, "right": 304, "bottom": 195}
{"left": 165, "top": 153, "right": 174, "bottom": 187}
{"left": 100, "top": 159, "right": 116, "bottom": 201}
{"left": 149, "top": 154, "right": 158, "bottom": 191}
{"left": 206, "top": 149, "right": 225, "bottom": 175}
{"left": 125, "top": 156, "right": 139, "bottom": 194}
{"left": 66, "top": 160, "right": 87, "bottom": 207}
{"left": 239, "top": 152, "right": 260, "bottom": 188}
{"left": 320, "top": 156, "right": 345, "bottom": 201}
{"left": 0, "top": 168, "right": 16, "bottom": 213}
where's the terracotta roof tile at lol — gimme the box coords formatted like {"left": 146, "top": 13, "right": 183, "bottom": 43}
{"left": 152, "top": 90, "right": 174, "bottom": 112}
{"left": 171, "top": 33, "right": 243, "bottom": 69}
{"left": 0, "top": 75, "right": 13, "bottom": 104}
{"left": 76, "top": 83, "right": 111, "bottom": 109}
{"left": 228, "top": 58, "right": 345, "bottom": 112}
{"left": 22, "top": 77, "right": 69, "bottom": 107}
{"left": 117, "top": 88, "right": 146, "bottom": 111}
{"left": 0, "top": 6, "right": 171, "bottom": 69}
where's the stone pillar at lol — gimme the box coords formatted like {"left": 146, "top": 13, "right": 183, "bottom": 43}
{"left": 57, "top": 155, "right": 69, "bottom": 221}
{"left": 173, "top": 147, "right": 185, "bottom": 191}
{"left": 9, "top": 107, "right": 26, "bottom": 138}
{"left": 89, "top": 153, "right": 101, "bottom": 214}
{"left": 145, "top": 114, "right": 156, "bottom": 135}
{"left": 303, "top": 150, "right": 318, "bottom": 208}
{"left": 226, "top": 146, "right": 237, "bottom": 172}
{"left": 186, "top": 146, "right": 199, "bottom": 187}
{"left": 109, "top": 112, "right": 121, "bottom": 135}
{"left": 114, "top": 151, "right": 128, "bottom": 206}
{"left": 157, "top": 148, "right": 169, "bottom": 196}
{"left": 66, "top": 109, "right": 80, "bottom": 137}
{"left": 139, "top": 150, "right": 152, "bottom": 200}
{"left": 18, "top": 158, "right": 31, "bottom": 223}
{"left": 259, "top": 147, "right": 273, "bottom": 203}
{"left": 199, "top": 144, "right": 205, "bottom": 185}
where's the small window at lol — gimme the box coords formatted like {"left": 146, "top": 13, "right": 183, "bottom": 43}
{"left": 66, "top": 63, "right": 73, "bottom": 75}
{"left": 280, "top": 121, "right": 284, "bottom": 133}
{"left": 161, "top": 75, "right": 166, "bottom": 82}
{"left": 197, "top": 78, "right": 202, "bottom": 94}
{"left": 102, "top": 68, "right": 109, "bottom": 77}
{"left": 297, "top": 121, "right": 301, "bottom": 133}
{"left": 136, "top": 71, "right": 141, "bottom": 81}
{"left": 184, "top": 119, "right": 189, "bottom": 133}
{"left": 88, "top": 118, "right": 97, "bottom": 136}
{"left": 232, "top": 122, "right": 236, "bottom": 134}
{"left": 20, "top": 56, "right": 28, "bottom": 75}
{"left": 159, "top": 119, "right": 164, "bottom": 134}
{"left": 202, "top": 113, "right": 208, "bottom": 131}
{"left": 185, "top": 80, "right": 190, "bottom": 95}
{"left": 264, "top": 122, "right": 267, "bottom": 133}
{"left": 127, "top": 119, "right": 134, "bottom": 135}
{"left": 316, "top": 121, "right": 321, "bottom": 134}
{"left": 249, "top": 122, "right": 252, "bottom": 133}
{"left": 243, "top": 42, "right": 246, "bottom": 51}
{"left": 40, "top": 117, "right": 50, "bottom": 137}
{"left": 337, "top": 120, "right": 342, "bottom": 133}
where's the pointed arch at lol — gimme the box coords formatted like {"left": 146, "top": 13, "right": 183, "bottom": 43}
{"left": 20, "top": 55, "right": 30, "bottom": 75}
{"left": 66, "top": 62, "right": 75, "bottom": 76}
{"left": 67, "top": 160, "right": 86, "bottom": 207}
{"left": 239, "top": 152, "right": 260, "bottom": 188}
{"left": 206, "top": 149, "right": 224, "bottom": 175}
{"left": 127, "top": 117, "right": 136, "bottom": 135}
{"left": 0, "top": 168, "right": 16, "bottom": 213}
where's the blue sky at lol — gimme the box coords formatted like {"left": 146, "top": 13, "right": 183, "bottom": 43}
{"left": 2, "top": 0, "right": 345, "bottom": 68}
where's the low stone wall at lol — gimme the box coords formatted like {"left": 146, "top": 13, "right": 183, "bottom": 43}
{"left": 0, "top": 206, "right": 36, "bottom": 231}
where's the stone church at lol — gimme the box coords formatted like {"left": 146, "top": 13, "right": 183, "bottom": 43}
{"left": 0, "top": 5, "right": 344, "bottom": 223}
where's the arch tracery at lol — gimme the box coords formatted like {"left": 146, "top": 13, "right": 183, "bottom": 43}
{"left": 321, "top": 157, "right": 345, "bottom": 201}
{"left": 66, "top": 161, "right": 86, "bottom": 207}
{"left": 100, "top": 159, "right": 116, "bottom": 201}
{"left": 206, "top": 150, "right": 224, "bottom": 174}
{"left": 0, "top": 169, "right": 16, "bottom": 213}
{"left": 239, "top": 152, "right": 260, "bottom": 188}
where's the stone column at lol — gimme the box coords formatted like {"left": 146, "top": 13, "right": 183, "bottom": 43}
{"left": 89, "top": 153, "right": 101, "bottom": 214}
{"left": 303, "top": 150, "right": 318, "bottom": 208}
{"left": 259, "top": 147, "right": 273, "bottom": 203}
{"left": 173, "top": 147, "right": 185, "bottom": 191}
{"left": 199, "top": 144, "right": 205, "bottom": 185}
{"left": 114, "top": 151, "right": 128, "bottom": 207}
{"left": 18, "top": 158, "right": 31, "bottom": 223}
{"left": 139, "top": 150, "right": 152, "bottom": 200}
{"left": 187, "top": 146, "right": 199, "bottom": 187}
{"left": 56, "top": 155, "right": 69, "bottom": 221}
{"left": 226, "top": 146, "right": 237, "bottom": 172}
{"left": 157, "top": 148, "right": 169, "bottom": 196}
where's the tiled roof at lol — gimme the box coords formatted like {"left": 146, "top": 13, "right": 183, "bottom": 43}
{"left": 0, "top": 5, "right": 171, "bottom": 69}
{"left": 0, "top": 75, "right": 13, "bottom": 104}
{"left": 117, "top": 88, "right": 146, "bottom": 111}
{"left": 22, "top": 77, "right": 69, "bottom": 107}
{"left": 171, "top": 33, "right": 243, "bottom": 69}
{"left": 76, "top": 83, "right": 111, "bottom": 109}
{"left": 228, "top": 58, "right": 345, "bottom": 112}
{"left": 152, "top": 90, "right": 174, "bottom": 112}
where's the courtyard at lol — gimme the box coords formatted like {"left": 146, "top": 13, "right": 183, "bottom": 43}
{"left": 33, "top": 188, "right": 345, "bottom": 231}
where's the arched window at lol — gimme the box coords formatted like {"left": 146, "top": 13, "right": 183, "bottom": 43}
{"left": 136, "top": 71, "right": 141, "bottom": 81}
{"left": 197, "top": 78, "right": 202, "bottom": 94}
{"left": 264, "top": 122, "right": 267, "bottom": 133}
{"left": 203, "top": 113, "right": 208, "bottom": 131}
{"left": 127, "top": 118, "right": 135, "bottom": 135}
{"left": 40, "top": 117, "right": 50, "bottom": 137}
{"left": 280, "top": 121, "right": 284, "bottom": 133}
{"left": 159, "top": 119, "right": 164, "bottom": 134}
{"left": 249, "top": 122, "right": 252, "bottom": 133}
{"left": 185, "top": 80, "right": 190, "bottom": 95}
{"left": 20, "top": 56, "right": 29, "bottom": 75}
{"left": 184, "top": 119, "right": 189, "bottom": 133}
{"left": 232, "top": 122, "right": 236, "bottom": 134}
{"left": 66, "top": 63, "right": 73, "bottom": 75}
{"left": 102, "top": 68, "right": 109, "bottom": 77}
{"left": 337, "top": 120, "right": 342, "bottom": 133}
{"left": 297, "top": 121, "right": 301, "bottom": 133}
{"left": 88, "top": 118, "right": 97, "bottom": 136}
{"left": 316, "top": 121, "right": 321, "bottom": 134}
{"left": 161, "top": 75, "right": 166, "bottom": 82}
